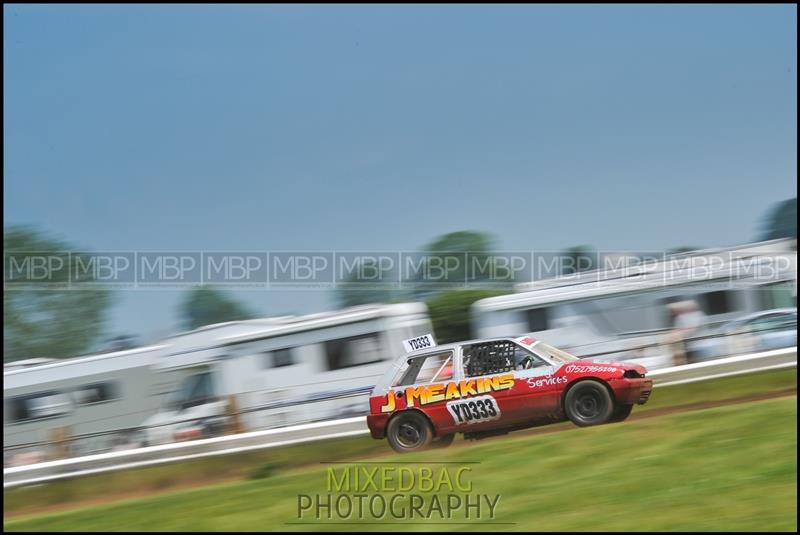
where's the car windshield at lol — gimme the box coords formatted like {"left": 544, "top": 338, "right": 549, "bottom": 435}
{"left": 532, "top": 342, "right": 579, "bottom": 363}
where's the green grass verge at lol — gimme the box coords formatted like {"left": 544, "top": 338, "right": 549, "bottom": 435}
{"left": 3, "top": 368, "right": 796, "bottom": 521}
{"left": 5, "top": 396, "right": 796, "bottom": 531}
{"left": 641, "top": 367, "right": 796, "bottom": 412}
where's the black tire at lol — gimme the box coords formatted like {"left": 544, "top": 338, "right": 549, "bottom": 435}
{"left": 609, "top": 404, "right": 633, "bottom": 423}
{"left": 431, "top": 433, "right": 455, "bottom": 449}
{"left": 386, "top": 411, "right": 434, "bottom": 453}
{"left": 565, "top": 380, "right": 614, "bottom": 427}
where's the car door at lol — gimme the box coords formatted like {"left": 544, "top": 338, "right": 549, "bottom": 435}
{"left": 511, "top": 342, "right": 564, "bottom": 419}
{"left": 453, "top": 340, "right": 552, "bottom": 430}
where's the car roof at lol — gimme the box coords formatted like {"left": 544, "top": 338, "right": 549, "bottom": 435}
{"left": 728, "top": 308, "right": 797, "bottom": 325}
{"left": 403, "top": 336, "right": 523, "bottom": 359}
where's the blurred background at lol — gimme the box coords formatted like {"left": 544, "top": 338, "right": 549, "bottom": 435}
{"left": 2, "top": 4, "right": 797, "bottom": 530}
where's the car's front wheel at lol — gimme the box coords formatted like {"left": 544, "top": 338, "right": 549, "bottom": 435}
{"left": 609, "top": 403, "right": 633, "bottom": 423}
{"left": 565, "top": 380, "right": 614, "bottom": 427}
{"left": 386, "top": 411, "right": 434, "bottom": 453}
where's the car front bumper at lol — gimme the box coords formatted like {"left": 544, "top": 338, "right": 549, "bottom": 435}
{"left": 611, "top": 377, "right": 653, "bottom": 405}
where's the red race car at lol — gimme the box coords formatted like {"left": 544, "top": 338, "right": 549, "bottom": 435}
{"left": 367, "top": 335, "right": 652, "bottom": 453}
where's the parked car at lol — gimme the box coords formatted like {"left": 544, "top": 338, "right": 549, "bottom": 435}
{"left": 689, "top": 308, "right": 797, "bottom": 362}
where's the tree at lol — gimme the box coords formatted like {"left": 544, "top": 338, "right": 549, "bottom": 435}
{"left": 180, "top": 286, "right": 254, "bottom": 330}
{"left": 560, "top": 245, "right": 598, "bottom": 275}
{"left": 335, "top": 258, "right": 401, "bottom": 308}
{"left": 425, "top": 289, "right": 509, "bottom": 344}
{"left": 408, "top": 230, "right": 513, "bottom": 301}
{"left": 4, "top": 226, "right": 113, "bottom": 362}
{"left": 761, "top": 197, "right": 797, "bottom": 241}
{"left": 424, "top": 230, "right": 493, "bottom": 257}
{"left": 334, "top": 230, "right": 511, "bottom": 307}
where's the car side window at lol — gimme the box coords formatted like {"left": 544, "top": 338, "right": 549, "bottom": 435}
{"left": 512, "top": 345, "right": 550, "bottom": 371}
{"left": 462, "top": 340, "right": 520, "bottom": 378}
{"left": 393, "top": 351, "right": 454, "bottom": 387}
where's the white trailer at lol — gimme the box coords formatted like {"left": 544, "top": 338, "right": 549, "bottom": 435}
{"left": 139, "top": 303, "right": 433, "bottom": 445}
{"left": 472, "top": 239, "right": 797, "bottom": 370}
{"left": 4, "top": 345, "right": 171, "bottom": 463}
{"left": 4, "top": 302, "right": 433, "bottom": 459}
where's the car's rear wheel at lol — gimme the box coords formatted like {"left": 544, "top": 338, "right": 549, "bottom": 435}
{"left": 565, "top": 380, "right": 614, "bottom": 427}
{"left": 609, "top": 403, "right": 633, "bottom": 423}
{"left": 431, "top": 433, "right": 455, "bottom": 448}
{"left": 386, "top": 411, "right": 434, "bottom": 453}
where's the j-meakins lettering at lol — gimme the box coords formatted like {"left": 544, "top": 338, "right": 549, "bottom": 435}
{"left": 380, "top": 373, "right": 515, "bottom": 412}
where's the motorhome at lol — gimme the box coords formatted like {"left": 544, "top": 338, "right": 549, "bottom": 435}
{"left": 472, "top": 239, "right": 797, "bottom": 369}
{"left": 3, "top": 345, "right": 169, "bottom": 463}
{"left": 4, "top": 302, "right": 433, "bottom": 459}
{"left": 139, "top": 302, "right": 433, "bottom": 445}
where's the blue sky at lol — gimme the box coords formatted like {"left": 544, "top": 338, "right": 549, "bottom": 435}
{"left": 4, "top": 4, "right": 797, "bottom": 342}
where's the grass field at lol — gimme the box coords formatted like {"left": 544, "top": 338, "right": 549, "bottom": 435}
{"left": 4, "top": 367, "right": 796, "bottom": 520}
{"left": 5, "top": 394, "right": 797, "bottom": 532}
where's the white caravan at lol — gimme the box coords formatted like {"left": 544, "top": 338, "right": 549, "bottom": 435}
{"left": 472, "top": 239, "right": 797, "bottom": 370}
{"left": 4, "top": 345, "right": 170, "bottom": 463}
{"left": 139, "top": 303, "right": 433, "bottom": 445}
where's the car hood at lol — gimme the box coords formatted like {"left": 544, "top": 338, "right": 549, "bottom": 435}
{"left": 562, "top": 359, "right": 649, "bottom": 376}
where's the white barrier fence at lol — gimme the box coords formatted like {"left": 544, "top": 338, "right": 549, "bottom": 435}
{"left": 647, "top": 347, "right": 797, "bottom": 386}
{"left": 4, "top": 347, "right": 796, "bottom": 489}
